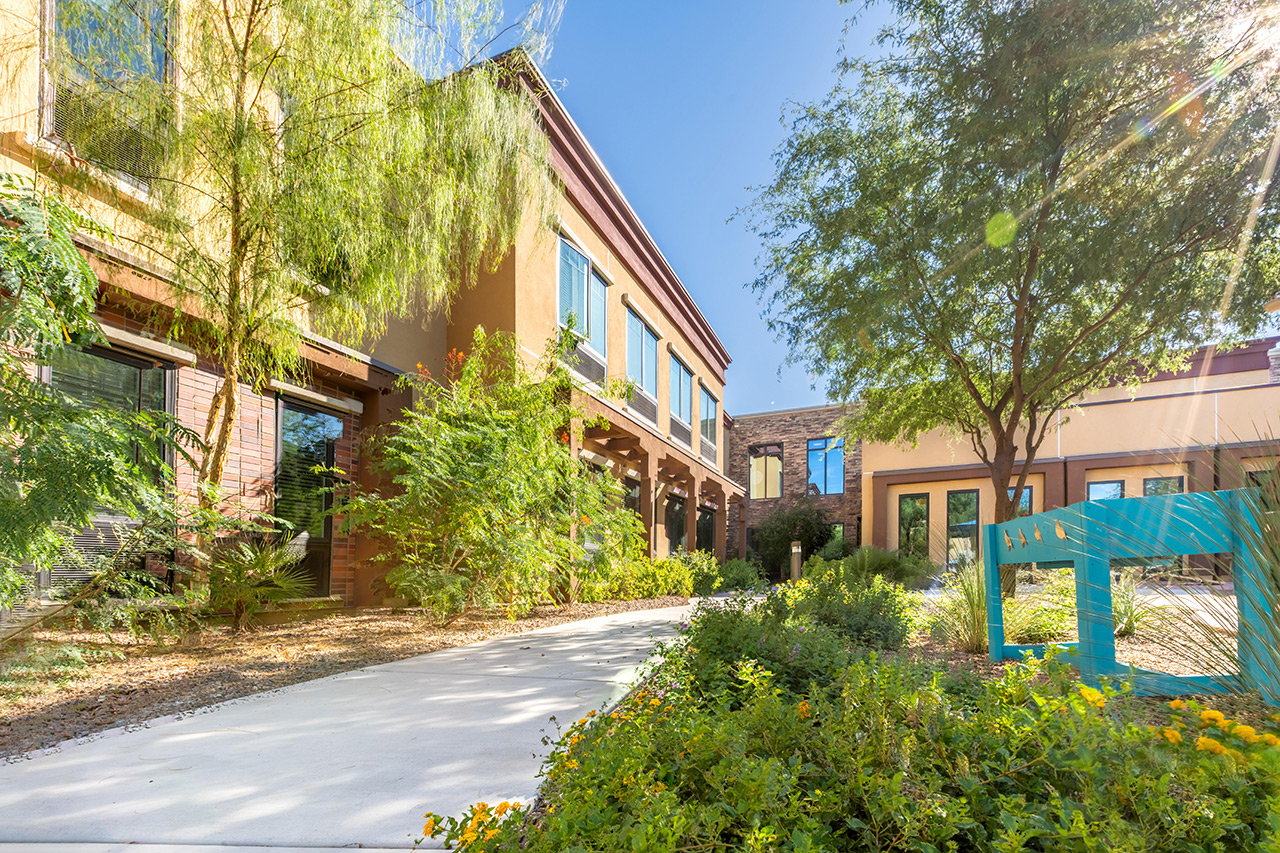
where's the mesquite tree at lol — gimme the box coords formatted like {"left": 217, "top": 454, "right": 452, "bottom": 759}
{"left": 45, "top": 0, "right": 559, "bottom": 533}
{"left": 747, "top": 0, "right": 1280, "bottom": 593}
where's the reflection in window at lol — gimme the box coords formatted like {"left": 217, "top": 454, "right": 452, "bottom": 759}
{"left": 748, "top": 443, "right": 783, "bottom": 499}
{"left": 669, "top": 354, "right": 692, "bottom": 424}
{"left": 626, "top": 309, "right": 658, "bottom": 398}
{"left": 806, "top": 437, "right": 844, "bottom": 495}
{"left": 276, "top": 404, "right": 342, "bottom": 540}
{"left": 946, "top": 490, "right": 978, "bottom": 568}
{"left": 699, "top": 387, "right": 717, "bottom": 447}
{"left": 1007, "top": 486, "right": 1033, "bottom": 518}
{"left": 898, "top": 494, "right": 929, "bottom": 560}
{"left": 1087, "top": 480, "right": 1124, "bottom": 501}
{"left": 665, "top": 495, "right": 686, "bottom": 553}
{"left": 49, "top": 347, "right": 168, "bottom": 471}
{"left": 558, "top": 239, "right": 607, "bottom": 358}
{"left": 1143, "top": 476, "right": 1184, "bottom": 497}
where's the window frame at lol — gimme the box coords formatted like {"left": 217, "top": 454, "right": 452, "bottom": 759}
{"left": 1086, "top": 480, "right": 1126, "bottom": 501}
{"left": 805, "top": 436, "right": 845, "bottom": 496}
{"left": 1007, "top": 485, "right": 1034, "bottom": 518}
{"left": 626, "top": 307, "right": 659, "bottom": 401}
{"left": 897, "top": 493, "right": 930, "bottom": 561}
{"left": 699, "top": 385, "right": 718, "bottom": 448}
{"left": 668, "top": 352, "right": 692, "bottom": 425}
{"left": 748, "top": 442, "right": 783, "bottom": 500}
{"left": 556, "top": 236, "right": 608, "bottom": 360}
{"left": 1143, "top": 476, "right": 1185, "bottom": 497}
{"left": 945, "top": 488, "right": 979, "bottom": 568}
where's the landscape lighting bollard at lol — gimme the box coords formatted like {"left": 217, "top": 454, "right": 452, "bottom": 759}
{"left": 790, "top": 541, "right": 802, "bottom": 582}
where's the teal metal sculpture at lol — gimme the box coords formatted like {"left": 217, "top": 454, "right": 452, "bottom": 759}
{"left": 982, "top": 490, "right": 1274, "bottom": 699}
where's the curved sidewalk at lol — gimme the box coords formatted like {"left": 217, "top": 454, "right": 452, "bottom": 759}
{"left": 0, "top": 603, "right": 691, "bottom": 851}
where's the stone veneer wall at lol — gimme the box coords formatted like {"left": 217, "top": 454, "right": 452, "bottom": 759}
{"left": 1270, "top": 344, "right": 1280, "bottom": 385}
{"left": 725, "top": 406, "right": 862, "bottom": 559}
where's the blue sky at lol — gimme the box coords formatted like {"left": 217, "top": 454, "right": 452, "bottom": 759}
{"left": 532, "top": 1, "right": 891, "bottom": 416}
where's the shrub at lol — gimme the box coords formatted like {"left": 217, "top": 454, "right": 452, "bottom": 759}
{"left": 208, "top": 539, "right": 315, "bottom": 631}
{"left": 1111, "top": 567, "right": 1162, "bottom": 638}
{"left": 804, "top": 547, "right": 937, "bottom": 590}
{"left": 603, "top": 554, "right": 693, "bottom": 600}
{"left": 468, "top": 652, "right": 1280, "bottom": 852}
{"left": 778, "top": 559, "right": 920, "bottom": 648}
{"left": 718, "top": 557, "right": 763, "bottom": 592}
{"left": 677, "top": 597, "right": 850, "bottom": 699}
{"left": 669, "top": 550, "right": 720, "bottom": 596}
{"left": 930, "top": 561, "right": 1073, "bottom": 652}
{"left": 751, "top": 501, "right": 833, "bottom": 576}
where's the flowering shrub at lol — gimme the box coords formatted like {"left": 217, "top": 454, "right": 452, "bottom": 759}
{"left": 768, "top": 564, "right": 920, "bottom": 649}
{"left": 457, "top": 649, "right": 1280, "bottom": 851}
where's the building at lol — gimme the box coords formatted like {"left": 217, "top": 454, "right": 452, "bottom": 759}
{"left": 728, "top": 339, "right": 1280, "bottom": 569}
{"left": 0, "top": 2, "right": 738, "bottom": 608}
{"left": 723, "top": 405, "right": 862, "bottom": 564}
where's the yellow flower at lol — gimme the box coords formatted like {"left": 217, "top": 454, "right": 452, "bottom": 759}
{"left": 1201, "top": 709, "right": 1226, "bottom": 725}
{"left": 1263, "top": 733, "right": 1280, "bottom": 747}
{"left": 1078, "top": 686, "right": 1105, "bottom": 708}
{"left": 1196, "top": 736, "right": 1227, "bottom": 755}
{"left": 494, "top": 801, "right": 510, "bottom": 818}
{"left": 1169, "top": 699, "right": 1187, "bottom": 711}
{"left": 1161, "top": 727, "right": 1183, "bottom": 744}
{"left": 422, "top": 817, "right": 437, "bottom": 836}
{"left": 485, "top": 829, "right": 500, "bottom": 840}
{"left": 797, "top": 700, "right": 812, "bottom": 720}
{"left": 1232, "top": 724, "right": 1259, "bottom": 742}
{"left": 460, "top": 830, "right": 478, "bottom": 845}
{"left": 587, "top": 710, "right": 597, "bottom": 717}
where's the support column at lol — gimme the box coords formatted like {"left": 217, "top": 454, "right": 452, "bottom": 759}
{"left": 639, "top": 454, "right": 657, "bottom": 559}
{"left": 714, "top": 496, "right": 728, "bottom": 562}
{"left": 685, "top": 477, "right": 700, "bottom": 553}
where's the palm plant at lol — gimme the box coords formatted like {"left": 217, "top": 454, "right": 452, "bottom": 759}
{"left": 208, "top": 538, "right": 314, "bottom": 632}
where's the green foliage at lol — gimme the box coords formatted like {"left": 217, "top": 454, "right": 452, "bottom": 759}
{"left": 773, "top": 564, "right": 920, "bottom": 649}
{"left": 1111, "top": 568, "right": 1163, "bottom": 639}
{"left": 0, "top": 174, "right": 196, "bottom": 605}
{"left": 599, "top": 554, "right": 694, "bottom": 601}
{"left": 43, "top": 0, "right": 560, "bottom": 503}
{"left": 208, "top": 538, "right": 315, "bottom": 632}
{"left": 474, "top": 651, "right": 1280, "bottom": 852}
{"left": 677, "top": 596, "right": 851, "bottom": 700}
{"left": 0, "top": 643, "right": 123, "bottom": 704}
{"left": 718, "top": 557, "right": 764, "bottom": 592}
{"left": 931, "top": 561, "right": 1075, "bottom": 652}
{"left": 344, "top": 329, "right": 640, "bottom": 623}
{"left": 804, "top": 546, "right": 936, "bottom": 590}
{"left": 751, "top": 501, "right": 833, "bottom": 576}
{"left": 672, "top": 550, "right": 721, "bottom": 596}
{"left": 746, "top": 0, "right": 1280, "bottom": 595}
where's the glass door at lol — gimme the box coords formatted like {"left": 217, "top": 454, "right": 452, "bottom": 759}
{"left": 275, "top": 401, "right": 343, "bottom": 596}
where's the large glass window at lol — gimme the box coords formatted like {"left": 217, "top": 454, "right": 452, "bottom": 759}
{"left": 276, "top": 402, "right": 344, "bottom": 596}
{"left": 1008, "top": 486, "right": 1034, "bottom": 518}
{"left": 558, "top": 238, "right": 607, "bottom": 358}
{"left": 699, "top": 387, "right": 717, "bottom": 447}
{"left": 665, "top": 495, "right": 686, "bottom": 554}
{"left": 749, "top": 443, "right": 783, "bottom": 499}
{"left": 55, "top": 0, "right": 169, "bottom": 83}
{"left": 1087, "top": 480, "right": 1125, "bottom": 501}
{"left": 49, "top": 346, "right": 168, "bottom": 470}
{"left": 669, "top": 354, "right": 692, "bottom": 424}
{"left": 806, "top": 437, "right": 844, "bottom": 495}
{"left": 946, "top": 490, "right": 979, "bottom": 568}
{"left": 1143, "top": 476, "right": 1184, "bottom": 496}
{"left": 626, "top": 308, "right": 658, "bottom": 398}
{"left": 898, "top": 494, "right": 929, "bottom": 560}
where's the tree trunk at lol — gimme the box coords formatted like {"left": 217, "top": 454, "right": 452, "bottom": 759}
{"left": 988, "top": 444, "right": 1020, "bottom": 599}
{"left": 192, "top": 345, "right": 241, "bottom": 591}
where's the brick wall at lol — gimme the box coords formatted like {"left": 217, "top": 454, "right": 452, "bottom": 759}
{"left": 725, "top": 405, "right": 862, "bottom": 556}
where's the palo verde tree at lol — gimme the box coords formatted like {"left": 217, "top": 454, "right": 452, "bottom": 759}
{"left": 747, "top": 0, "right": 1280, "bottom": 594}
{"left": 44, "top": 0, "right": 560, "bottom": 531}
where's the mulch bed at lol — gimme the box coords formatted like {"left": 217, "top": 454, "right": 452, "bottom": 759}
{"left": 0, "top": 596, "right": 688, "bottom": 760}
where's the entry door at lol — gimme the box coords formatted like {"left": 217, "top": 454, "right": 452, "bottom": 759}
{"left": 275, "top": 401, "right": 344, "bottom": 596}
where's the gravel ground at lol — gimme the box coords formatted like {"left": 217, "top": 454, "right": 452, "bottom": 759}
{"left": 0, "top": 596, "right": 689, "bottom": 760}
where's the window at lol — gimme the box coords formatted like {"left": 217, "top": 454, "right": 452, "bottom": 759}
{"left": 898, "top": 494, "right": 929, "bottom": 560}
{"left": 557, "top": 238, "right": 607, "bottom": 358}
{"left": 806, "top": 437, "right": 844, "bottom": 495}
{"left": 1008, "top": 486, "right": 1034, "bottom": 518}
{"left": 1144, "top": 476, "right": 1184, "bottom": 497}
{"left": 1087, "top": 480, "right": 1125, "bottom": 501}
{"left": 665, "top": 495, "right": 686, "bottom": 553}
{"left": 749, "top": 443, "right": 783, "bottom": 499}
{"left": 699, "top": 387, "right": 718, "bottom": 447}
{"left": 946, "top": 490, "right": 979, "bottom": 568}
{"left": 626, "top": 308, "right": 658, "bottom": 398}
{"left": 276, "top": 402, "right": 344, "bottom": 596}
{"left": 51, "top": 0, "right": 170, "bottom": 186}
{"left": 669, "top": 354, "right": 692, "bottom": 424}
{"left": 49, "top": 346, "right": 170, "bottom": 471}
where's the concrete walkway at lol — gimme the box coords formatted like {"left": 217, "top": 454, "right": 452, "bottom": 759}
{"left": 0, "top": 604, "right": 691, "bottom": 850}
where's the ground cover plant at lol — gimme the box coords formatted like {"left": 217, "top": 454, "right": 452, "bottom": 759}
{"left": 434, "top": 583, "right": 1280, "bottom": 851}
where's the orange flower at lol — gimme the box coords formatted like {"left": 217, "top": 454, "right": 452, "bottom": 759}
{"left": 797, "top": 700, "right": 812, "bottom": 720}
{"left": 1161, "top": 727, "right": 1183, "bottom": 744}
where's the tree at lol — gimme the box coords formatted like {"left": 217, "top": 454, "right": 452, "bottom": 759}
{"left": 341, "top": 328, "right": 642, "bottom": 623}
{"left": 45, "top": 0, "right": 559, "bottom": 532}
{"left": 0, "top": 174, "right": 193, "bottom": 603}
{"left": 747, "top": 0, "right": 1280, "bottom": 595}
{"left": 752, "top": 501, "right": 833, "bottom": 578}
